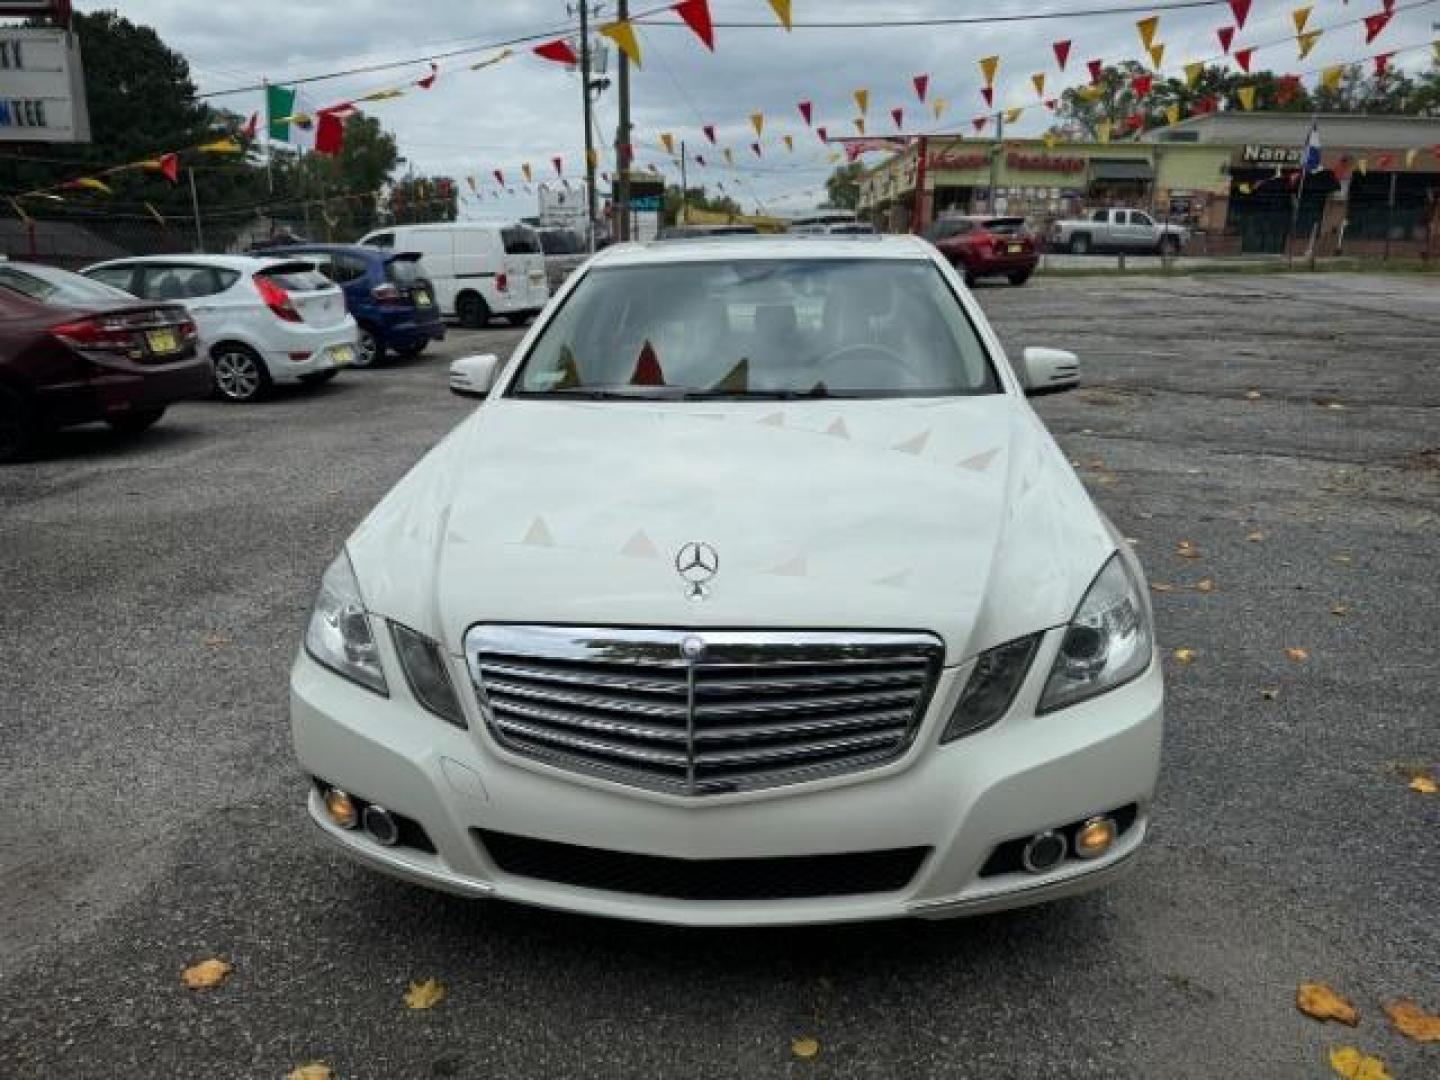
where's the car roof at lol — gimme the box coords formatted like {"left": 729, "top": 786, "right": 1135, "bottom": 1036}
{"left": 259, "top": 242, "right": 379, "bottom": 255}
{"left": 85, "top": 253, "right": 289, "bottom": 270}
{"left": 591, "top": 234, "right": 931, "bottom": 266}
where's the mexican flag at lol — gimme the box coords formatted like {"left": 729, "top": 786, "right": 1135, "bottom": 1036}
{"left": 266, "top": 84, "right": 346, "bottom": 155}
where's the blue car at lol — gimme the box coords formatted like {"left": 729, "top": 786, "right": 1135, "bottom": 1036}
{"left": 257, "top": 244, "right": 445, "bottom": 367}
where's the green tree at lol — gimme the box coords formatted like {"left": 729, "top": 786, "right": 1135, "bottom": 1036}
{"left": 662, "top": 185, "right": 743, "bottom": 226}
{"left": 823, "top": 163, "right": 863, "bottom": 209}
{"left": 386, "top": 175, "right": 458, "bottom": 226}
{"left": 271, "top": 115, "right": 399, "bottom": 238}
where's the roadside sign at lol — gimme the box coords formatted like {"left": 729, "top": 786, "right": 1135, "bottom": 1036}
{"left": 0, "top": 26, "right": 90, "bottom": 142}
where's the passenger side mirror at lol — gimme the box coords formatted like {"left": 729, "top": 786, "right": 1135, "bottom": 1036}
{"left": 1020, "top": 347, "right": 1080, "bottom": 396}
{"left": 449, "top": 353, "right": 500, "bottom": 398}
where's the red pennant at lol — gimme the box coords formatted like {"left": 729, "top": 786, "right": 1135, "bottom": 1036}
{"left": 798, "top": 100, "right": 812, "bottom": 126}
{"left": 1363, "top": 12, "right": 1392, "bottom": 45}
{"left": 630, "top": 341, "right": 665, "bottom": 386}
{"left": 751, "top": 142, "right": 761, "bottom": 157}
{"left": 1132, "top": 74, "right": 1153, "bottom": 97}
{"left": 672, "top": 0, "right": 715, "bottom": 50}
{"left": 972, "top": 117, "right": 987, "bottom": 133}
{"left": 1383, "top": 0, "right": 1395, "bottom": 10}
{"left": 1217, "top": 26, "right": 1235, "bottom": 54}
{"left": 1234, "top": 47, "right": 1255, "bottom": 73}
{"left": 1374, "top": 52, "right": 1394, "bottom": 76}
{"left": 533, "top": 38, "right": 579, "bottom": 65}
{"left": 1276, "top": 75, "right": 1301, "bottom": 105}
{"left": 416, "top": 62, "right": 438, "bottom": 89}
{"left": 891, "top": 106, "right": 904, "bottom": 129}
{"left": 1053, "top": 40, "right": 1072, "bottom": 70}
{"left": 159, "top": 152, "right": 179, "bottom": 184}
{"left": 816, "top": 126, "right": 828, "bottom": 143}
{"left": 552, "top": 156, "right": 563, "bottom": 176}
{"left": 241, "top": 112, "right": 258, "bottom": 140}
{"left": 913, "top": 74, "right": 929, "bottom": 102}
{"left": 1043, "top": 97, "right": 1058, "bottom": 110}
{"left": 703, "top": 124, "right": 716, "bottom": 144}
{"left": 1126, "top": 113, "right": 1146, "bottom": 132}
{"left": 1190, "top": 95, "right": 1218, "bottom": 116}
{"left": 980, "top": 86, "right": 994, "bottom": 106}
{"left": 1087, "top": 58, "right": 1104, "bottom": 84}
{"left": 493, "top": 169, "right": 504, "bottom": 185}
{"left": 1227, "top": 0, "right": 1251, "bottom": 29}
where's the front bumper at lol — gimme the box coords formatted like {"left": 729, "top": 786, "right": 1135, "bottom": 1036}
{"left": 291, "top": 627, "right": 1162, "bottom": 926}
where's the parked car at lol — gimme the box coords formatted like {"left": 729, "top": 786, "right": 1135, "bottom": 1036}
{"left": 255, "top": 244, "right": 445, "bottom": 367}
{"left": 292, "top": 235, "right": 1162, "bottom": 926}
{"left": 535, "top": 227, "right": 588, "bottom": 294}
{"left": 925, "top": 215, "right": 1039, "bottom": 286}
{"left": 0, "top": 261, "right": 210, "bottom": 461}
{"left": 1049, "top": 208, "right": 1187, "bottom": 255}
{"left": 82, "top": 255, "right": 358, "bottom": 402}
{"left": 357, "top": 223, "right": 548, "bottom": 329}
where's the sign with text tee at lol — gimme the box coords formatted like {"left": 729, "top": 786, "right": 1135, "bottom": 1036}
{"left": 0, "top": 27, "right": 90, "bottom": 143}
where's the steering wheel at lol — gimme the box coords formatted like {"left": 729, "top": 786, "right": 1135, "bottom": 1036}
{"left": 817, "top": 342, "right": 924, "bottom": 386}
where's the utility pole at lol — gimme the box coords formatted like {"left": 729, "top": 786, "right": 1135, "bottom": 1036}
{"left": 187, "top": 167, "right": 205, "bottom": 252}
{"left": 989, "top": 110, "right": 1004, "bottom": 214}
{"left": 614, "top": 0, "right": 631, "bottom": 241}
{"left": 577, "top": 0, "right": 598, "bottom": 251}
{"left": 910, "top": 135, "right": 929, "bottom": 234}
{"left": 679, "top": 140, "right": 687, "bottom": 226}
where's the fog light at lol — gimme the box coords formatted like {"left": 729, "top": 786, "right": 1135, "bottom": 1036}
{"left": 363, "top": 804, "right": 400, "bottom": 847}
{"left": 323, "top": 787, "right": 358, "bottom": 829}
{"left": 1074, "top": 816, "right": 1117, "bottom": 860}
{"left": 1021, "top": 830, "right": 1067, "bottom": 873}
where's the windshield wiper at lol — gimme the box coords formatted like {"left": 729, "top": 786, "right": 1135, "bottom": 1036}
{"left": 682, "top": 387, "right": 834, "bottom": 401}
{"left": 513, "top": 386, "right": 693, "bottom": 400}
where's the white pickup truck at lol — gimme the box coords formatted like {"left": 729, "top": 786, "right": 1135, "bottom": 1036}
{"left": 1050, "top": 209, "right": 1188, "bottom": 255}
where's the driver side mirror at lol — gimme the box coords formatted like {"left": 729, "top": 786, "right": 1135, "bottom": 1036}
{"left": 449, "top": 353, "right": 500, "bottom": 398}
{"left": 1020, "top": 347, "right": 1080, "bottom": 396}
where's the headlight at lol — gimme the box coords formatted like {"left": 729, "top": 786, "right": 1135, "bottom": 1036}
{"left": 942, "top": 634, "right": 1040, "bottom": 742}
{"left": 1038, "top": 552, "right": 1153, "bottom": 713}
{"left": 304, "top": 551, "right": 387, "bottom": 695}
{"left": 390, "top": 622, "right": 466, "bottom": 728}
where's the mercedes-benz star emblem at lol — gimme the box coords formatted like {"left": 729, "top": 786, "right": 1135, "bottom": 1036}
{"left": 680, "top": 635, "right": 707, "bottom": 662}
{"left": 674, "top": 541, "right": 719, "bottom": 600}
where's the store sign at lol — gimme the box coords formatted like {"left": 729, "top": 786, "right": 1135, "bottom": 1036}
{"left": 0, "top": 27, "right": 90, "bottom": 143}
{"left": 1006, "top": 151, "right": 1085, "bottom": 174}
{"left": 1241, "top": 144, "right": 1302, "bottom": 166}
{"left": 927, "top": 150, "right": 987, "bottom": 170}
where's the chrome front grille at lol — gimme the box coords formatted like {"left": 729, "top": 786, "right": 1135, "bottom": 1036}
{"left": 464, "top": 627, "right": 944, "bottom": 795}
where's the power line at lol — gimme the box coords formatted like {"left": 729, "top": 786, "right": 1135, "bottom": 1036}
{"left": 637, "top": 0, "right": 1232, "bottom": 29}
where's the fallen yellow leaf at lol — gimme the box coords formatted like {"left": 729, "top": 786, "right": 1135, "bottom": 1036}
{"left": 1172, "top": 648, "right": 1198, "bottom": 664}
{"left": 1324, "top": 401, "right": 1347, "bottom": 411}
{"left": 791, "top": 1036, "right": 820, "bottom": 1060}
{"left": 1328, "top": 1046, "right": 1390, "bottom": 1080}
{"left": 1333, "top": 554, "right": 1352, "bottom": 564}
{"left": 1246, "top": 530, "right": 1265, "bottom": 542}
{"left": 403, "top": 977, "right": 447, "bottom": 1010}
{"left": 1177, "top": 541, "right": 1201, "bottom": 559}
{"left": 1331, "top": 604, "right": 1349, "bottom": 616}
{"left": 1285, "top": 647, "right": 1310, "bottom": 662}
{"left": 1383, "top": 999, "right": 1440, "bottom": 1042}
{"left": 287, "top": 1065, "right": 334, "bottom": 1080}
{"left": 1260, "top": 687, "right": 1279, "bottom": 701}
{"left": 180, "top": 958, "right": 232, "bottom": 990}
{"left": 202, "top": 633, "right": 231, "bottom": 647}
{"left": 1298, "top": 982, "right": 1359, "bottom": 1026}
{"left": 1408, "top": 774, "right": 1438, "bottom": 795}
{"left": 1244, "top": 389, "right": 1262, "bottom": 400}
{"left": 1149, "top": 582, "right": 1176, "bottom": 593}
{"left": 1195, "top": 578, "right": 1215, "bottom": 593}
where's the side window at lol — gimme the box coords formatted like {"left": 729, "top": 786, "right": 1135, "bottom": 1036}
{"left": 298, "top": 253, "right": 335, "bottom": 281}
{"left": 367, "top": 232, "right": 395, "bottom": 250}
{"left": 87, "top": 265, "right": 138, "bottom": 294}
{"left": 1114, "top": 211, "right": 1130, "bottom": 225}
{"left": 332, "top": 254, "right": 370, "bottom": 284}
{"left": 1091, "top": 210, "right": 1109, "bottom": 222}
{"left": 139, "top": 265, "right": 235, "bottom": 300}
{"left": 1131, "top": 212, "right": 1154, "bottom": 228}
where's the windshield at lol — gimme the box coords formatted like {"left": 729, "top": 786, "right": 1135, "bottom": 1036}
{"left": 512, "top": 258, "right": 998, "bottom": 400}
{"left": 539, "top": 230, "right": 584, "bottom": 255}
{"left": 0, "top": 264, "right": 135, "bottom": 304}
{"left": 386, "top": 256, "right": 423, "bottom": 285}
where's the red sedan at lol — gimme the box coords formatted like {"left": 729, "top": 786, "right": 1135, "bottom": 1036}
{"left": 0, "top": 261, "right": 211, "bottom": 462}
{"left": 924, "top": 215, "right": 1040, "bottom": 287}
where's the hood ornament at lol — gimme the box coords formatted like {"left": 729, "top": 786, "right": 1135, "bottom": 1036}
{"left": 674, "top": 541, "right": 719, "bottom": 601}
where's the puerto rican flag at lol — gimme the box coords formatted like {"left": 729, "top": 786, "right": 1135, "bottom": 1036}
{"left": 1302, "top": 121, "right": 1322, "bottom": 173}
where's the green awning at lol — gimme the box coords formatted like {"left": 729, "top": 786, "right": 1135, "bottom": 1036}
{"left": 1091, "top": 159, "right": 1155, "bottom": 181}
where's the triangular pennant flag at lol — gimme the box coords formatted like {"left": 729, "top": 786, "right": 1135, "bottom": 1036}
{"left": 533, "top": 39, "right": 578, "bottom": 65}
{"left": 62, "top": 176, "right": 111, "bottom": 194}
{"left": 599, "top": 20, "right": 642, "bottom": 67}
{"left": 1217, "top": 26, "right": 1235, "bottom": 54}
{"left": 1133, "top": 74, "right": 1154, "bottom": 97}
{"left": 197, "top": 137, "right": 242, "bottom": 154}
{"left": 913, "top": 74, "right": 929, "bottom": 102}
{"left": 1357, "top": 157, "right": 1368, "bottom": 176}
{"left": 1185, "top": 61, "right": 1205, "bottom": 86}
{"left": 816, "top": 125, "right": 828, "bottom": 143}
{"left": 1164, "top": 104, "right": 1181, "bottom": 126}
{"left": 750, "top": 111, "right": 764, "bottom": 137}
{"left": 1003, "top": 107, "right": 1023, "bottom": 125}
{"left": 1291, "top": 5, "right": 1312, "bottom": 33}
{"left": 1363, "top": 12, "right": 1391, "bottom": 45}
{"left": 1297, "top": 29, "right": 1322, "bottom": 60}
{"left": 1276, "top": 74, "right": 1302, "bottom": 104}
{"left": 521, "top": 162, "right": 533, "bottom": 182}
{"left": 470, "top": 48, "right": 514, "bottom": 72}
{"left": 1136, "top": 16, "right": 1160, "bottom": 50}
{"left": 853, "top": 117, "right": 865, "bottom": 134}
{"left": 659, "top": 131, "right": 675, "bottom": 156}
{"left": 1148, "top": 43, "right": 1165, "bottom": 69}
{"left": 1234, "top": 47, "right": 1255, "bottom": 73}
{"left": 630, "top": 340, "right": 664, "bottom": 386}
{"left": 1374, "top": 52, "right": 1394, "bottom": 76}
{"left": 155, "top": 152, "right": 179, "bottom": 184}
{"left": 1087, "top": 58, "right": 1104, "bottom": 84}
{"left": 723, "top": 147, "right": 733, "bottom": 165}
{"left": 1405, "top": 147, "right": 1418, "bottom": 167}
{"left": 932, "top": 98, "right": 947, "bottom": 120}
{"left": 980, "top": 86, "right": 994, "bottom": 107}
{"left": 972, "top": 117, "right": 987, "bottom": 134}
{"left": 673, "top": 0, "right": 715, "bottom": 50}
{"left": 891, "top": 107, "right": 904, "bottom": 129}
{"left": 241, "top": 112, "right": 258, "bottom": 140}
{"left": 853, "top": 88, "right": 869, "bottom": 115}
{"left": 1044, "top": 97, "right": 1058, "bottom": 110}
{"left": 493, "top": 169, "right": 505, "bottom": 185}
{"left": 797, "top": 100, "right": 812, "bottom": 126}
{"left": 465, "top": 175, "right": 476, "bottom": 193}
{"left": 1237, "top": 85, "right": 1256, "bottom": 110}
{"left": 1032, "top": 73, "right": 1046, "bottom": 97}
{"left": 1229, "top": 0, "right": 1252, "bottom": 28}
{"left": 416, "top": 62, "right": 438, "bottom": 89}
{"left": 766, "top": 0, "right": 792, "bottom": 30}
{"left": 1320, "top": 65, "right": 1344, "bottom": 92}
{"left": 1053, "top": 40, "right": 1072, "bottom": 69}
{"left": 1096, "top": 119, "right": 1112, "bottom": 144}
{"left": 979, "top": 55, "right": 1000, "bottom": 86}
{"left": 782, "top": 134, "right": 793, "bottom": 152}
{"left": 751, "top": 141, "right": 762, "bottom": 157}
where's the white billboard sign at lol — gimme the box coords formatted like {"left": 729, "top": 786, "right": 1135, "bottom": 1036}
{"left": 0, "top": 28, "right": 90, "bottom": 143}
{"left": 538, "top": 183, "right": 590, "bottom": 228}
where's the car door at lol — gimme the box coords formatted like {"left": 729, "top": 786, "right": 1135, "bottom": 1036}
{"left": 1128, "top": 211, "right": 1158, "bottom": 250}
{"left": 501, "top": 226, "right": 548, "bottom": 309}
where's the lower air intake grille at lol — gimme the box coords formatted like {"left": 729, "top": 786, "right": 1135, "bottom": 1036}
{"left": 464, "top": 626, "right": 944, "bottom": 796}
{"left": 476, "top": 830, "right": 930, "bottom": 901}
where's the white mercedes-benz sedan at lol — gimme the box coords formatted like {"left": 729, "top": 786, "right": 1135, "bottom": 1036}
{"left": 291, "top": 235, "right": 1163, "bottom": 926}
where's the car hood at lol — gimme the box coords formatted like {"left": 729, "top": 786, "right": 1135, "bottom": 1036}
{"left": 347, "top": 396, "right": 1115, "bottom": 665}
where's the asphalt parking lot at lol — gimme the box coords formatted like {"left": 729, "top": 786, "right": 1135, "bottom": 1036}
{"left": 2, "top": 272, "right": 1437, "bottom": 1078}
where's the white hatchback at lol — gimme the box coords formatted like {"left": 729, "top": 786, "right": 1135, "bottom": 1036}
{"left": 83, "top": 254, "right": 359, "bottom": 402}
{"left": 292, "top": 235, "right": 1163, "bottom": 925}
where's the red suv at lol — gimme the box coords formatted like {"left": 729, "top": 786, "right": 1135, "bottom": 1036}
{"left": 0, "top": 261, "right": 211, "bottom": 462}
{"left": 925, "top": 216, "right": 1039, "bottom": 287}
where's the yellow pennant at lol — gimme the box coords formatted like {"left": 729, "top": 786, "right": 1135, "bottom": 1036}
{"left": 750, "top": 112, "right": 764, "bottom": 137}
{"left": 853, "top": 88, "right": 869, "bottom": 115}
{"left": 1291, "top": 6, "right": 1312, "bottom": 34}
{"left": 1237, "top": 85, "right": 1256, "bottom": 110}
{"left": 1320, "top": 65, "right": 1344, "bottom": 92}
{"left": 723, "top": 147, "right": 734, "bottom": 165}
{"left": 586, "top": 147, "right": 599, "bottom": 168}
{"left": 521, "top": 162, "right": 533, "bottom": 182}
{"left": 1079, "top": 83, "right": 1104, "bottom": 101}
{"left": 766, "top": 0, "right": 792, "bottom": 30}
{"left": 783, "top": 134, "right": 794, "bottom": 152}
{"left": 1136, "top": 15, "right": 1160, "bottom": 50}
{"left": 358, "top": 88, "right": 405, "bottom": 102}
{"left": 1096, "top": 119, "right": 1112, "bottom": 144}
{"left": 1004, "top": 107, "right": 1023, "bottom": 125}
{"left": 1148, "top": 43, "right": 1165, "bottom": 69}
{"left": 660, "top": 131, "right": 674, "bottom": 156}
{"left": 1405, "top": 147, "right": 1418, "bottom": 167}
{"left": 600, "top": 20, "right": 641, "bottom": 67}
{"left": 978, "top": 56, "right": 1000, "bottom": 87}
{"left": 71, "top": 176, "right": 112, "bottom": 193}
{"left": 469, "top": 48, "right": 513, "bottom": 71}
{"left": 1164, "top": 104, "right": 1180, "bottom": 125}
{"left": 1043, "top": 131, "right": 1058, "bottom": 150}
{"left": 197, "top": 137, "right": 242, "bottom": 154}
{"left": 854, "top": 117, "right": 866, "bottom": 134}
{"left": 932, "top": 97, "right": 947, "bottom": 119}
{"left": 1357, "top": 157, "right": 1368, "bottom": 176}
{"left": 1184, "top": 61, "right": 1204, "bottom": 87}
{"left": 1297, "top": 30, "right": 1322, "bottom": 60}
{"left": 1032, "top": 73, "right": 1046, "bottom": 97}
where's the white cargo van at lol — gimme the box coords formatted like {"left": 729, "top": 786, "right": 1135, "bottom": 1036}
{"left": 358, "top": 223, "right": 549, "bottom": 328}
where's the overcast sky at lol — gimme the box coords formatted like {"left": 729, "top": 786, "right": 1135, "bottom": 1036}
{"left": 75, "top": 1, "right": 1439, "bottom": 216}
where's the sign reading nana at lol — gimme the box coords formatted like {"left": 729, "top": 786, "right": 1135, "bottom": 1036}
{"left": 1242, "top": 145, "right": 1303, "bottom": 166}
